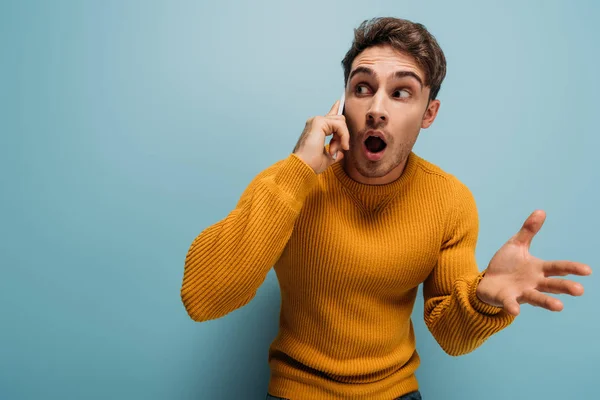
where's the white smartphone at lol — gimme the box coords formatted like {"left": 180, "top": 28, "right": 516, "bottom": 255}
{"left": 331, "top": 91, "right": 345, "bottom": 160}
{"left": 338, "top": 92, "right": 345, "bottom": 116}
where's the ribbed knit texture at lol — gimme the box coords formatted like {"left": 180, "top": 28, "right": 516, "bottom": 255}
{"left": 181, "top": 151, "right": 515, "bottom": 399}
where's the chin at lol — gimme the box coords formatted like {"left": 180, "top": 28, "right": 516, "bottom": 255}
{"left": 351, "top": 155, "right": 392, "bottom": 178}
{"left": 356, "top": 164, "right": 391, "bottom": 178}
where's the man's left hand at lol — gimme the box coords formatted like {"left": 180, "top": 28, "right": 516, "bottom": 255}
{"left": 476, "top": 210, "right": 592, "bottom": 316}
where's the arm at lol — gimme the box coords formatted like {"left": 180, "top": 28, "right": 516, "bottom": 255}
{"left": 423, "top": 178, "right": 515, "bottom": 356}
{"left": 180, "top": 154, "right": 317, "bottom": 322}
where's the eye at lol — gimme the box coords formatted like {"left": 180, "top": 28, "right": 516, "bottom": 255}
{"left": 393, "top": 89, "right": 411, "bottom": 99}
{"left": 355, "top": 84, "right": 370, "bottom": 95}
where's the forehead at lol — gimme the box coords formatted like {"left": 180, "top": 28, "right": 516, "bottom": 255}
{"left": 350, "top": 44, "right": 425, "bottom": 82}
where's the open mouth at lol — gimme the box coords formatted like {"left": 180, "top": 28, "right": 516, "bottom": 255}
{"left": 364, "top": 135, "right": 387, "bottom": 153}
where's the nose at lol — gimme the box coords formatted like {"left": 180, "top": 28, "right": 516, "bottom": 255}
{"left": 366, "top": 96, "right": 388, "bottom": 126}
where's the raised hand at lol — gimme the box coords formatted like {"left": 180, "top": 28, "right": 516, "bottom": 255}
{"left": 476, "top": 210, "right": 592, "bottom": 316}
{"left": 293, "top": 100, "right": 351, "bottom": 174}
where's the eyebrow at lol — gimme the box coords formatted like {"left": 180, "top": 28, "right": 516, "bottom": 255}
{"left": 348, "top": 66, "right": 423, "bottom": 89}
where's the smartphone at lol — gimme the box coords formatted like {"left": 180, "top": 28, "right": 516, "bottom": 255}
{"left": 331, "top": 92, "right": 346, "bottom": 160}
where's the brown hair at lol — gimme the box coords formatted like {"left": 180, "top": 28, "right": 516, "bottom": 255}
{"left": 341, "top": 17, "right": 447, "bottom": 100}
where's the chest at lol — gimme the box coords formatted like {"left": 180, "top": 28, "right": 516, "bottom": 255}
{"left": 277, "top": 195, "right": 446, "bottom": 297}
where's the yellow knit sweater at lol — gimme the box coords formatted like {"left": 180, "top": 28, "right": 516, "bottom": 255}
{"left": 181, "top": 150, "right": 515, "bottom": 399}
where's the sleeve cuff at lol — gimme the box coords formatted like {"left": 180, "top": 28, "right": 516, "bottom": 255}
{"left": 468, "top": 270, "right": 505, "bottom": 316}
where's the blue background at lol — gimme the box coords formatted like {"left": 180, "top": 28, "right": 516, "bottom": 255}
{"left": 1, "top": 0, "right": 598, "bottom": 399}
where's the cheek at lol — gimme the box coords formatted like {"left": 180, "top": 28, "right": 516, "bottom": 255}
{"left": 343, "top": 101, "right": 369, "bottom": 134}
{"left": 344, "top": 114, "right": 362, "bottom": 140}
{"left": 387, "top": 114, "right": 423, "bottom": 145}
{"left": 392, "top": 109, "right": 423, "bottom": 130}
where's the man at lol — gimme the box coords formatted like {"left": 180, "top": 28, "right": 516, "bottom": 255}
{"left": 180, "top": 17, "right": 591, "bottom": 400}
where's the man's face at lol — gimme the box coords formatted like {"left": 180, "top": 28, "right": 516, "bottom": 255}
{"left": 342, "top": 44, "right": 440, "bottom": 183}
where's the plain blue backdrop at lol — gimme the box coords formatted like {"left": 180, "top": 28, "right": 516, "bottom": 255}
{"left": 1, "top": 1, "right": 598, "bottom": 399}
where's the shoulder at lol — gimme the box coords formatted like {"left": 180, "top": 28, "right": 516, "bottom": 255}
{"left": 413, "top": 153, "right": 474, "bottom": 201}
{"left": 412, "top": 153, "right": 478, "bottom": 239}
{"left": 413, "top": 154, "right": 479, "bottom": 241}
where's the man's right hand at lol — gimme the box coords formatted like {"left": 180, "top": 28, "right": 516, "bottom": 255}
{"left": 292, "top": 100, "right": 351, "bottom": 174}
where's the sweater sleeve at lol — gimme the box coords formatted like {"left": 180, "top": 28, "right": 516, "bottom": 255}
{"left": 180, "top": 153, "right": 317, "bottom": 322}
{"left": 422, "top": 177, "right": 515, "bottom": 356}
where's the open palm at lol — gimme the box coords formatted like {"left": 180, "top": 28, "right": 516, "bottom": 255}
{"left": 476, "top": 210, "right": 592, "bottom": 316}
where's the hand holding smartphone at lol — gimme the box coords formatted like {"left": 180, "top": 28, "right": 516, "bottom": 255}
{"left": 292, "top": 95, "right": 350, "bottom": 173}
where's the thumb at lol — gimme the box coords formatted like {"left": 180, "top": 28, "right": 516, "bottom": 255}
{"left": 326, "top": 100, "right": 340, "bottom": 116}
{"left": 511, "top": 209, "right": 546, "bottom": 248}
{"left": 503, "top": 298, "right": 521, "bottom": 317}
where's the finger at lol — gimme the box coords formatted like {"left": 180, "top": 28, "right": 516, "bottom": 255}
{"left": 511, "top": 210, "right": 546, "bottom": 248}
{"left": 326, "top": 118, "right": 350, "bottom": 151}
{"left": 324, "top": 143, "right": 343, "bottom": 163}
{"left": 329, "top": 138, "right": 341, "bottom": 157}
{"left": 319, "top": 117, "right": 350, "bottom": 150}
{"left": 332, "top": 148, "right": 344, "bottom": 162}
{"left": 520, "top": 289, "right": 563, "bottom": 312}
{"left": 543, "top": 260, "right": 592, "bottom": 277}
{"left": 326, "top": 139, "right": 346, "bottom": 163}
{"left": 326, "top": 100, "right": 340, "bottom": 116}
{"left": 537, "top": 277, "right": 585, "bottom": 296}
{"left": 502, "top": 297, "right": 521, "bottom": 317}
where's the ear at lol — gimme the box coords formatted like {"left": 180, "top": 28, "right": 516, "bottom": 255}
{"left": 421, "top": 99, "right": 440, "bottom": 129}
